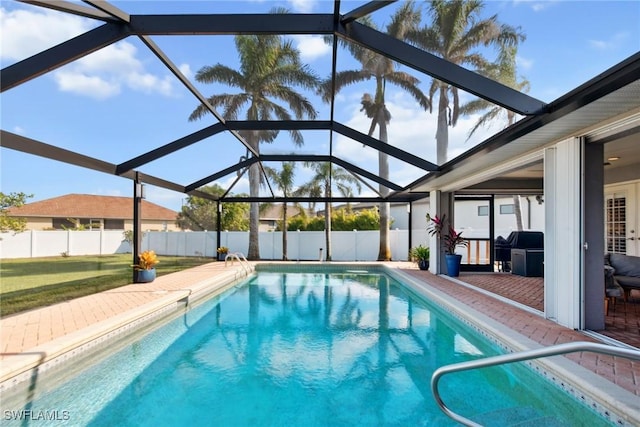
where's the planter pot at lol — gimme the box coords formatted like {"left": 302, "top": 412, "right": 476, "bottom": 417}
{"left": 136, "top": 268, "right": 156, "bottom": 283}
{"left": 445, "top": 254, "right": 462, "bottom": 277}
{"left": 218, "top": 253, "right": 228, "bottom": 261}
{"left": 418, "top": 260, "right": 429, "bottom": 271}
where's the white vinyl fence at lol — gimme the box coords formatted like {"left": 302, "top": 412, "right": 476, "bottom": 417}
{"left": 0, "top": 230, "right": 417, "bottom": 261}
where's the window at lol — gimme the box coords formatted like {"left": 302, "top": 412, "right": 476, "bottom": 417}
{"left": 52, "top": 218, "right": 76, "bottom": 229}
{"left": 606, "top": 195, "right": 626, "bottom": 254}
{"left": 477, "top": 206, "right": 489, "bottom": 216}
{"left": 499, "top": 204, "right": 515, "bottom": 215}
{"left": 79, "top": 218, "right": 102, "bottom": 230}
{"left": 104, "top": 219, "right": 125, "bottom": 230}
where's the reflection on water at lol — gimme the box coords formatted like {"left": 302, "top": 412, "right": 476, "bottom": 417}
{"left": 6, "top": 272, "right": 610, "bottom": 427}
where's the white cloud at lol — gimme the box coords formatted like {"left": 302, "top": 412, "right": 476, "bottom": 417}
{"left": 287, "top": 0, "right": 317, "bottom": 13}
{"left": 53, "top": 41, "right": 176, "bottom": 99}
{"left": 516, "top": 55, "right": 534, "bottom": 71}
{"left": 54, "top": 71, "right": 120, "bottom": 99}
{"left": 292, "top": 35, "right": 331, "bottom": 62}
{"left": 0, "top": 6, "right": 91, "bottom": 61}
{"left": 13, "top": 126, "right": 25, "bottom": 134}
{"left": 1, "top": 6, "right": 176, "bottom": 99}
{"left": 589, "top": 32, "right": 629, "bottom": 51}
{"left": 330, "top": 90, "right": 501, "bottom": 185}
{"left": 179, "top": 63, "right": 194, "bottom": 80}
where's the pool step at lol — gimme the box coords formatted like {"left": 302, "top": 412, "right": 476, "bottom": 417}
{"left": 471, "top": 406, "right": 569, "bottom": 426}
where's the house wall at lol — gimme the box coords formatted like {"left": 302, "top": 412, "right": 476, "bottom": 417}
{"left": 455, "top": 196, "right": 545, "bottom": 239}
{"left": 123, "top": 219, "right": 181, "bottom": 232}
{"left": 17, "top": 217, "right": 180, "bottom": 231}
{"left": 24, "top": 217, "right": 51, "bottom": 230}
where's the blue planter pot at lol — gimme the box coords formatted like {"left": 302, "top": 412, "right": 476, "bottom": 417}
{"left": 445, "top": 254, "right": 462, "bottom": 277}
{"left": 136, "top": 268, "right": 156, "bottom": 283}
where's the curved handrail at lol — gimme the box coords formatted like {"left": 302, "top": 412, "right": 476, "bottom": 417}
{"left": 431, "top": 341, "right": 640, "bottom": 427}
{"left": 224, "top": 252, "right": 252, "bottom": 274}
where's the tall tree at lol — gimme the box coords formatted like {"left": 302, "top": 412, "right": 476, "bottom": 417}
{"left": 407, "top": 0, "right": 524, "bottom": 164}
{"left": 461, "top": 45, "right": 530, "bottom": 230}
{"left": 1, "top": 192, "right": 33, "bottom": 233}
{"left": 177, "top": 184, "right": 249, "bottom": 231}
{"left": 319, "top": 1, "right": 429, "bottom": 260}
{"left": 264, "top": 161, "right": 297, "bottom": 260}
{"left": 297, "top": 163, "right": 361, "bottom": 261}
{"left": 189, "top": 32, "right": 319, "bottom": 260}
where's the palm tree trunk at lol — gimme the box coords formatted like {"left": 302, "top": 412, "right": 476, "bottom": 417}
{"left": 513, "top": 195, "right": 523, "bottom": 231}
{"left": 247, "top": 134, "right": 260, "bottom": 260}
{"left": 377, "top": 115, "right": 391, "bottom": 261}
{"left": 282, "top": 203, "right": 288, "bottom": 260}
{"left": 436, "top": 85, "right": 449, "bottom": 165}
{"left": 325, "top": 196, "right": 332, "bottom": 261}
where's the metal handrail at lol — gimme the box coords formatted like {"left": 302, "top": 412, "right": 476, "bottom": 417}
{"left": 431, "top": 341, "right": 640, "bottom": 427}
{"left": 224, "top": 252, "right": 252, "bottom": 274}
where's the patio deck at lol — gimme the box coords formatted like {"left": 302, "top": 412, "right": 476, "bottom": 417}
{"left": 457, "top": 271, "right": 640, "bottom": 349}
{"left": 0, "top": 262, "right": 638, "bottom": 416}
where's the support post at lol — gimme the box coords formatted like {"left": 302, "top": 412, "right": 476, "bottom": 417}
{"left": 429, "top": 191, "right": 454, "bottom": 274}
{"left": 407, "top": 202, "right": 412, "bottom": 258}
{"left": 216, "top": 201, "right": 222, "bottom": 253}
{"left": 133, "top": 173, "right": 145, "bottom": 283}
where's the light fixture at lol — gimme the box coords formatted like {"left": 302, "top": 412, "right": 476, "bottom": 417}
{"left": 607, "top": 156, "right": 620, "bottom": 162}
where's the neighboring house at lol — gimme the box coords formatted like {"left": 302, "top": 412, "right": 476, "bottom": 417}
{"left": 259, "top": 204, "right": 307, "bottom": 232}
{"left": 8, "top": 194, "right": 181, "bottom": 231}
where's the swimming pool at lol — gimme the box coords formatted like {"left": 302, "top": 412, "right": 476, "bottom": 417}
{"left": 2, "top": 267, "right": 616, "bottom": 426}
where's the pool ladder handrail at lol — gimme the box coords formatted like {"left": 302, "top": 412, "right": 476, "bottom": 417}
{"left": 224, "top": 252, "right": 252, "bottom": 274}
{"left": 431, "top": 341, "right": 640, "bottom": 427}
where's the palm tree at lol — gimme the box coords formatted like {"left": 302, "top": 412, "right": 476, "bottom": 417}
{"left": 297, "top": 163, "right": 361, "bottom": 261}
{"left": 264, "top": 161, "right": 296, "bottom": 260}
{"left": 319, "top": 1, "right": 430, "bottom": 261}
{"left": 189, "top": 33, "right": 319, "bottom": 260}
{"left": 461, "top": 45, "right": 530, "bottom": 230}
{"left": 407, "top": 0, "right": 524, "bottom": 164}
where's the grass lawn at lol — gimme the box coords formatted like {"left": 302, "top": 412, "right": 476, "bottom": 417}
{"left": 0, "top": 254, "right": 213, "bottom": 316}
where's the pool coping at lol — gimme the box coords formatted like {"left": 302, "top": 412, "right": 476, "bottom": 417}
{"left": 387, "top": 267, "right": 640, "bottom": 427}
{"left": 0, "top": 265, "right": 251, "bottom": 392}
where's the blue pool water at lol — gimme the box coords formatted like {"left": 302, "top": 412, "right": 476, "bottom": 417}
{"left": 4, "top": 269, "right": 612, "bottom": 426}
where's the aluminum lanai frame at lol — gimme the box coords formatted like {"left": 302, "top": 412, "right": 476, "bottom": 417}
{"left": 1, "top": 0, "right": 550, "bottom": 208}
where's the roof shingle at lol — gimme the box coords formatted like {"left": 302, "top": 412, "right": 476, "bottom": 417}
{"left": 8, "top": 194, "right": 178, "bottom": 221}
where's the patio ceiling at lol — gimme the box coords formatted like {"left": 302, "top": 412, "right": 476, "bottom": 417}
{"left": 1, "top": 1, "right": 639, "bottom": 205}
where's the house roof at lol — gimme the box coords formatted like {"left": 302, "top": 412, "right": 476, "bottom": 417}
{"left": 8, "top": 194, "right": 178, "bottom": 221}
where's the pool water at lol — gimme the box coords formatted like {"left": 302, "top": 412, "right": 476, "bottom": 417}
{"left": 4, "top": 270, "right": 612, "bottom": 426}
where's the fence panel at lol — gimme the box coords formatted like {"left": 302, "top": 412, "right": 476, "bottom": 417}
{"left": 0, "top": 231, "right": 32, "bottom": 258}
{"left": 1, "top": 230, "right": 414, "bottom": 261}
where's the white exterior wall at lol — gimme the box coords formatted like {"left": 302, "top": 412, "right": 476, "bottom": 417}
{"left": 455, "top": 197, "right": 545, "bottom": 239}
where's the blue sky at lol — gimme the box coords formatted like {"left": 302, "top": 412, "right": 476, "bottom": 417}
{"left": 1, "top": 0, "right": 639, "bottom": 212}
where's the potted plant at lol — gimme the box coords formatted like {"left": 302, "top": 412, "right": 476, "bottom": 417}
{"left": 133, "top": 250, "right": 159, "bottom": 283}
{"left": 426, "top": 213, "right": 468, "bottom": 277}
{"left": 217, "top": 247, "right": 229, "bottom": 261}
{"left": 410, "top": 245, "right": 430, "bottom": 270}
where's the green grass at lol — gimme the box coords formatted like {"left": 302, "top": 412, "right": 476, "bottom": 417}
{"left": 0, "top": 254, "right": 213, "bottom": 317}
